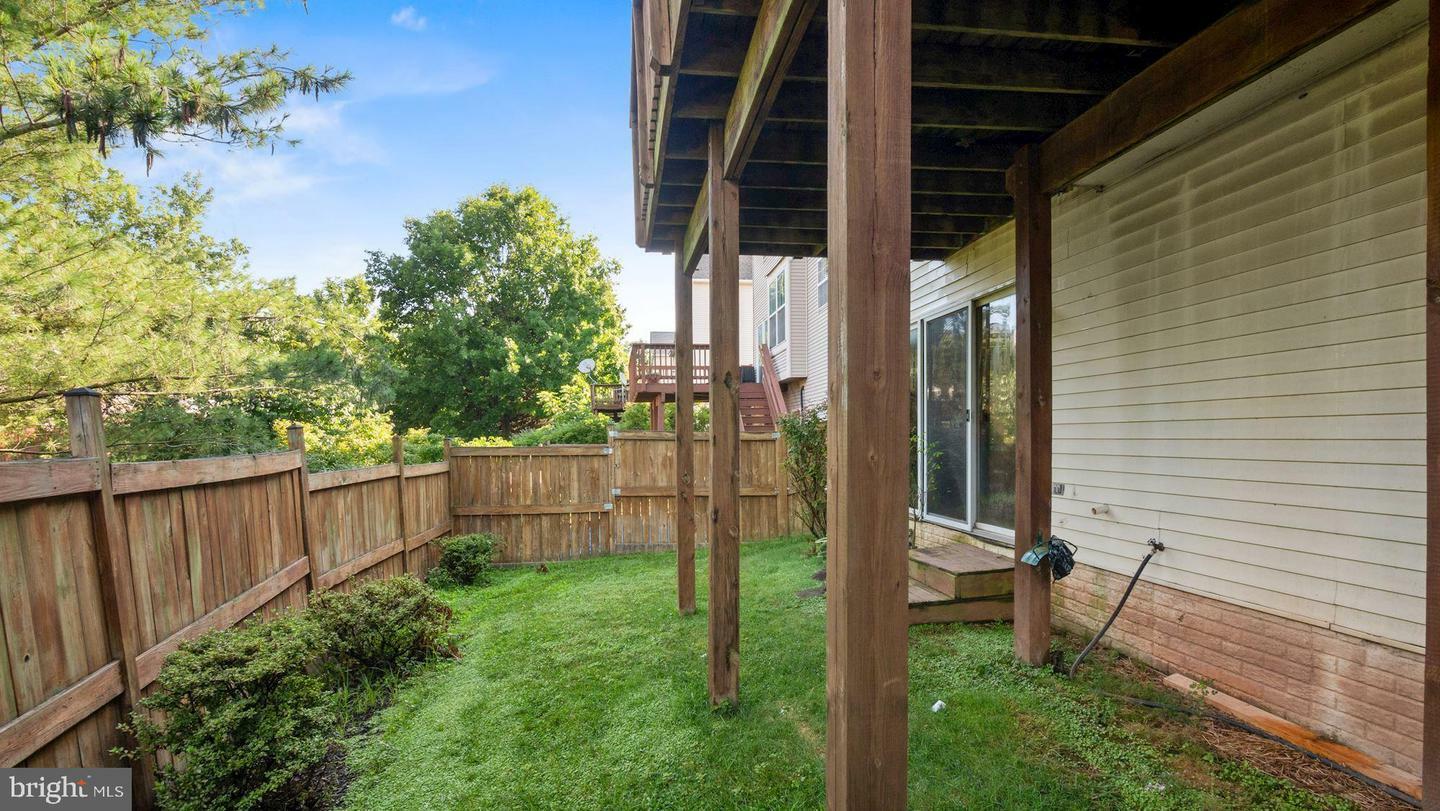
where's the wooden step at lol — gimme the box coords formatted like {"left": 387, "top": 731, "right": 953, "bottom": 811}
{"left": 906, "top": 578, "right": 1013, "bottom": 626}
{"left": 908, "top": 542, "right": 1013, "bottom": 600}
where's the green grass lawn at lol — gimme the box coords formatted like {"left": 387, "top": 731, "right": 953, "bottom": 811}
{"left": 342, "top": 539, "right": 1351, "bottom": 810}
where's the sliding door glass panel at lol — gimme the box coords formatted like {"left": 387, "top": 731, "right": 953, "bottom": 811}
{"left": 924, "top": 309, "right": 968, "bottom": 522}
{"left": 977, "top": 294, "right": 1017, "bottom": 528}
{"left": 910, "top": 325, "right": 919, "bottom": 510}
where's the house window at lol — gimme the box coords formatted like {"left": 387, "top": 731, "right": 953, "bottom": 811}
{"left": 766, "top": 268, "right": 787, "bottom": 346}
{"left": 914, "top": 289, "right": 1018, "bottom": 537}
{"left": 816, "top": 259, "right": 829, "bottom": 307}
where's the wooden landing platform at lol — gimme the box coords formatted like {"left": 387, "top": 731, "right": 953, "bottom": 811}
{"left": 907, "top": 541, "right": 1015, "bottom": 626}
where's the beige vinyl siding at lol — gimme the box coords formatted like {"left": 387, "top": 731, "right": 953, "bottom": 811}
{"left": 799, "top": 258, "right": 829, "bottom": 409}
{"left": 911, "top": 222, "right": 1016, "bottom": 321}
{"left": 785, "top": 258, "right": 809, "bottom": 379}
{"left": 693, "top": 279, "right": 756, "bottom": 367}
{"left": 909, "top": 28, "right": 1427, "bottom": 651}
{"left": 755, "top": 256, "right": 796, "bottom": 376}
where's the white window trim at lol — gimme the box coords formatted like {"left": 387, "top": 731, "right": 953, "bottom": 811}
{"left": 913, "top": 286, "right": 1018, "bottom": 545}
{"left": 816, "top": 258, "right": 829, "bottom": 310}
{"left": 765, "top": 267, "right": 789, "bottom": 351}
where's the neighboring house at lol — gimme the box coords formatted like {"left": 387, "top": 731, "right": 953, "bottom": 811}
{"left": 619, "top": 255, "right": 782, "bottom": 431}
{"left": 692, "top": 255, "right": 758, "bottom": 367}
{"left": 753, "top": 257, "right": 827, "bottom": 412}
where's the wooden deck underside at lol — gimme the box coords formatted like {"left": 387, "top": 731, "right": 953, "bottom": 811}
{"left": 907, "top": 541, "right": 1015, "bottom": 626}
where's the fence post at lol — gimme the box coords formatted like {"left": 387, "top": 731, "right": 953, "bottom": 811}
{"left": 393, "top": 435, "right": 410, "bottom": 574}
{"left": 63, "top": 389, "right": 153, "bottom": 806}
{"left": 443, "top": 437, "right": 456, "bottom": 542}
{"left": 285, "top": 426, "right": 320, "bottom": 594}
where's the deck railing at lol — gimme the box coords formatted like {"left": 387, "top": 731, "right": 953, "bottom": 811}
{"left": 590, "top": 383, "right": 628, "bottom": 412}
{"left": 628, "top": 342, "right": 711, "bottom": 388}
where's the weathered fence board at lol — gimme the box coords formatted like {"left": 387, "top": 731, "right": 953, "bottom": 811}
{"left": 0, "top": 490, "right": 118, "bottom": 770}
{"left": 611, "top": 432, "right": 792, "bottom": 554}
{"left": 0, "top": 424, "right": 790, "bottom": 791}
{"left": 308, "top": 466, "right": 406, "bottom": 592}
{"left": 449, "top": 446, "right": 614, "bottom": 563}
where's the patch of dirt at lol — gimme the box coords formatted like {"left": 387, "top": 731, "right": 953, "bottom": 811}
{"left": 795, "top": 586, "right": 825, "bottom": 599}
{"left": 290, "top": 742, "right": 357, "bottom": 810}
{"left": 1194, "top": 720, "right": 1413, "bottom": 811}
{"left": 1087, "top": 651, "right": 1415, "bottom": 810}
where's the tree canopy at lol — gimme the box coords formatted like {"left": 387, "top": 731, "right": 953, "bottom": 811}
{"left": 368, "top": 185, "right": 627, "bottom": 437}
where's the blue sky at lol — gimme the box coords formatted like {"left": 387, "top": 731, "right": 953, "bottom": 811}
{"left": 117, "top": 1, "right": 672, "bottom": 341}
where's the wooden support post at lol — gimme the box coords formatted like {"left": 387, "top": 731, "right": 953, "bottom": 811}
{"left": 1424, "top": 2, "right": 1439, "bottom": 804}
{"left": 285, "top": 425, "right": 321, "bottom": 594}
{"left": 63, "top": 389, "right": 153, "bottom": 805}
{"left": 651, "top": 394, "right": 666, "bottom": 431}
{"left": 676, "top": 248, "right": 698, "bottom": 615}
{"left": 707, "top": 121, "right": 742, "bottom": 707}
{"left": 824, "top": 0, "right": 911, "bottom": 805}
{"left": 393, "top": 435, "right": 410, "bottom": 574}
{"left": 1009, "top": 144, "right": 1053, "bottom": 666}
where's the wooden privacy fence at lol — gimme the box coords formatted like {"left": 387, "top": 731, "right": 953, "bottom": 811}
{"left": 450, "top": 430, "right": 794, "bottom": 564}
{"left": 0, "top": 392, "right": 451, "bottom": 801}
{"left": 0, "top": 407, "right": 788, "bottom": 799}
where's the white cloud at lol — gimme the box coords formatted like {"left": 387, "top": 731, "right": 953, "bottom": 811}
{"left": 389, "top": 6, "right": 428, "bottom": 31}
{"left": 283, "top": 101, "right": 386, "bottom": 166}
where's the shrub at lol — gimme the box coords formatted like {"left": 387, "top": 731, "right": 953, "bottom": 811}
{"left": 663, "top": 402, "right": 710, "bottom": 431}
{"left": 428, "top": 533, "right": 503, "bottom": 589}
{"left": 779, "top": 407, "right": 827, "bottom": 538}
{"left": 511, "top": 411, "right": 610, "bottom": 446}
{"left": 617, "top": 402, "right": 652, "bottom": 431}
{"left": 123, "top": 615, "right": 334, "bottom": 811}
{"left": 307, "top": 575, "right": 457, "bottom": 676}
{"left": 402, "top": 428, "right": 508, "bottom": 463}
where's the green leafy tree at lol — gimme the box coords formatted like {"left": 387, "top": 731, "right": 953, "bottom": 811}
{"left": 368, "top": 185, "right": 628, "bottom": 437}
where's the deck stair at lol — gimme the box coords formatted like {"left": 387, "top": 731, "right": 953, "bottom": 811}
{"left": 738, "top": 382, "right": 776, "bottom": 432}
{"left": 907, "top": 541, "right": 1015, "bottom": 625}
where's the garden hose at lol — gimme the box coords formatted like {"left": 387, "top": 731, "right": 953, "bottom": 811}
{"left": 1067, "top": 539, "right": 1163, "bottom": 679}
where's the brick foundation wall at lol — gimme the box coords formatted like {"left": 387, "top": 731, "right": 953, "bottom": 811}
{"left": 912, "top": 520, "right": 1425, "bottom": 780}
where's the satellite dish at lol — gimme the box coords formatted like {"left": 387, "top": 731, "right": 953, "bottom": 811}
{"left": 577, "top": 358, "right": 597, "bottom": 375}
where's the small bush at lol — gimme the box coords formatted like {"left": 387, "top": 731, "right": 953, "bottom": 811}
{"left": 307, "top": 575, "right": 457, "bottom": 675}
{"left": 428, "top": 533, "right": 503, "bottom": 589}
{"left": 404, "top": 428, "right": 509, "bottom": 463}
{"left": 123, "top": 615, "right": 334, "bottom": 811}
{"left": 617, "top": 402, "right": 652, "bottom": 431}
{"left": 778, "top": 407, "right": 827, "bottom": 538}
{"left": 663, "top": 402, "right": 710, "bottom": 431}
{"left": 511, "top": 411, "right": 610, "bottom": 446}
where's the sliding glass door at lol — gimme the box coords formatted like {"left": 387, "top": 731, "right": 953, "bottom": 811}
{"left": 923, "top": 308, "right": 969, "bottom": 523}
{"left": 976, "top": 294, "right": 1017, "bottom": 531}
{"left": 913, "top": 290, "right": 1018, "bottom": 539}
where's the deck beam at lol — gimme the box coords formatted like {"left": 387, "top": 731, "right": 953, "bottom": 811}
{"left": 721, "top": 0, "right": 819, "bottom": 179}
{"left": 824, "top": 0, "right": 911, "bottom": 806}
{"left": 706, "top": 122, "right": 742, "bottom": 707}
